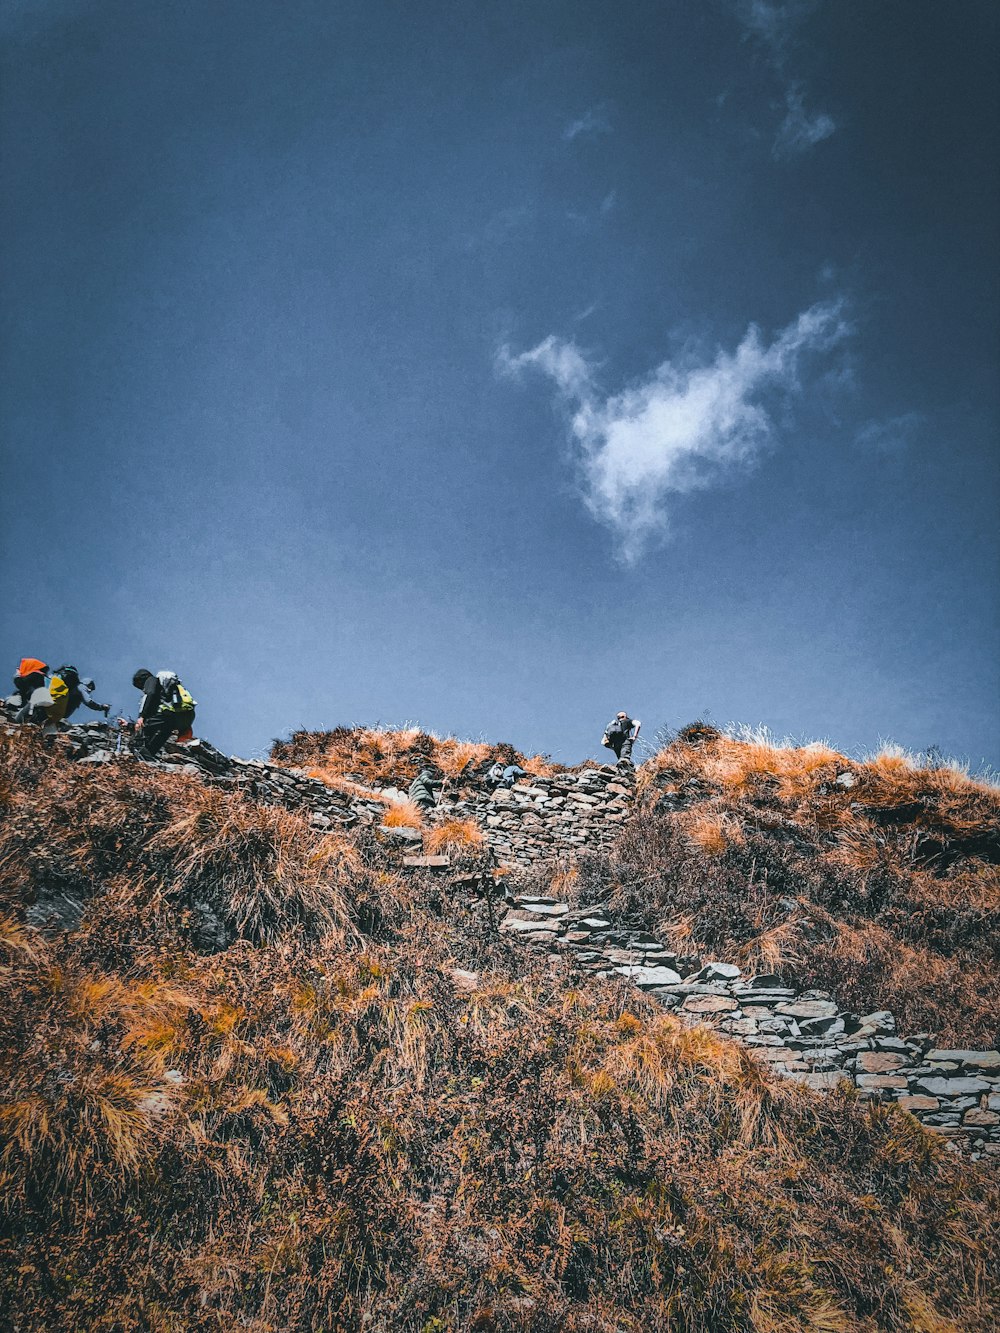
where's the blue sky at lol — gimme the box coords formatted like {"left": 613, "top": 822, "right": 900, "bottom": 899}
{"left": 2, "top": 0, "right": 998, "bottom": 768}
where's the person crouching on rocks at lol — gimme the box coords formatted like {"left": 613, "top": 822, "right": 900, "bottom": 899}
{"left": 130, "top": 669, "right": 197, "bottom": 761}
{"left": 48, "top": 665, "right": 110, "bottom": 723}
{"left": 7, "top": 658, "right": 53, "bottom": 724}
{"left": 408, "top": 762, "right": 441, "bottom": 811}
{"left": 602, "top": 710, "right": 641, "bottom": 768}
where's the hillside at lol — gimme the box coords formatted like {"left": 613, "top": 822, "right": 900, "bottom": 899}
{"left": 620, "top": 724, "right": 1000, "bottom": 1047}
{"left": 1, "top": 720, "right": 999, "bottom": 1332}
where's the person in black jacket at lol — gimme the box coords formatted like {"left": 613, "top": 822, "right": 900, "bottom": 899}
{"left": 603, "top": 711, "right": 641, "bottom": 766}
{"left": 130, "top": 669, "right": 196, "bottom": 760}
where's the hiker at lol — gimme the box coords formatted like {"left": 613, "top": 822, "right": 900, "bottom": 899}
{"left": 408, "top": 762, "right": 441, "bottom": 811}
{"left": 7, "top": 658, "right": 51, "bottom": 724}
{"left": 48, "top": 666, "right": 111, "bottom": 724}
{"left": 483, "top": 761, "right": 506, "bottom": 790}
{"left": 602, "top": 711, "right": 641, "bottom": 766}
{"left": 130, "top": 669, "right": 197, "bottom": 760}
{"left": 500, "top": 763, "right": 527, "bottom": 788}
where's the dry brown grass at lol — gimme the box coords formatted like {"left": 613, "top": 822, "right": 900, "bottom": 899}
{"left": 423, "top": 818, "right": 484, "bottom": 855}
{"left": 271, "top": 724, "right": 568, "bottom": 792}
{"left": 306, "top": 766, "right": 392, "bottom": 802}
{"left": 600, "top": 724, "right": 1000, "bottom": 1044}
{"left": 145, "top": 787, "right": 355, "bottom": 944}
{"left": 381, "top": 799, "right": 425, "bottom": 829}
{"left": 522, "top": 752, "right": 558, "bottom": 778}
{"left": 2, "top": 726, "right": 1000, "bottom": 1331}
{"left": 680, "top": 810, "right": 740, "bottom": 856}
{"left": 432, "top": 739, "right": 490, "bottom": 776}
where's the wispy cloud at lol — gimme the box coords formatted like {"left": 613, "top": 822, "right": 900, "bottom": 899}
{"left": 773, "top": 84, "right": 836, "bottom": 157}
{"left": 462, "top": 205, "right": 533, "bottom": 251}
{"left": 738, "top": 0, "right": 805, "bottom": 52}
{"left": 563, "top": 106, "right": 612, "bottom": 142}
{"left": 856, "top": 411, "right": 925, "bottom": 454}
{"left": 498, "top": 301, "right": 851, "bottom": 563}
{"left": 736, "top": 0, "right": 836, "bottom": 158}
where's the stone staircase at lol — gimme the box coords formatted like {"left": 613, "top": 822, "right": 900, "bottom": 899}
{"left": 498, "top": 890, "right": 1000, "bottom": 1162}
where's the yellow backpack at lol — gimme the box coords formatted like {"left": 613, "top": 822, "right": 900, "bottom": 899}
{"left": 156, "top": 671, "right": 196, "bottom": 715}
{"left": 48, "top": 674, "right": 71, "bottom": 723}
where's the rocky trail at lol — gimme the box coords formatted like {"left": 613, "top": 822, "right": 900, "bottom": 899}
{"left": 13, "top": 714, "right": 1000, "bottom": 1161}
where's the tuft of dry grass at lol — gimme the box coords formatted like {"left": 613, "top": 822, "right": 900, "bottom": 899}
{"left": 522, "top": 752, "right": 558, "bottom": 778}
{"left": 423, "top": 818, "right": 484, "bottom": 855}
{"left": 145, "top": 787, "right": 355, "bottom": 945}
{"left": 679, "top": 811, "right": 739, "bottom": 856}
{"left": 432, "top": 739, "right": 490, "bottom": 776}
{"left": 381, "top": 799, "right": 425, "bottom": 829}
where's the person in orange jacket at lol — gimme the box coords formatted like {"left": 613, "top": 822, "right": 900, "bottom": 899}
{"left": 7, "top": 658, "right": 50, "bottom": 723}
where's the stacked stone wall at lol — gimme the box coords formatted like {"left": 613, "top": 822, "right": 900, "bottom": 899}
{"left": 439, "top": 765, "right": 634, "bottom": 868}
{"left": 13, "top": 717, "right": 635, "bottom": 869}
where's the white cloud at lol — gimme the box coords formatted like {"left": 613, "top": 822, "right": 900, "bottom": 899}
{"left": 498, "top": 300, "right": 851, "bottom": 563}
{"left": 563, "top": 106, "right": 612, "bottom": 142}
{"left": 735, "top": 0, "right": 836, "bottom": 158}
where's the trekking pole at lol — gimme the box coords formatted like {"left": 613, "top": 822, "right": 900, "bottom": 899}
{"left": 113, "top": 715, "right": 133, "bottom": 757}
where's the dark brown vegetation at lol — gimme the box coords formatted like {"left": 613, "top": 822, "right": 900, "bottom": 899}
{"left": 583, "top": 725, "right": 1000, "bottom": 1047}
{"left": 2, "top": 726, "right": 999, "bottom": 1331}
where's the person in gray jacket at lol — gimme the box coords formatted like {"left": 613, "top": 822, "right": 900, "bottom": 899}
{"left": 408, "top": 763, "right": 441, "bottom": 811}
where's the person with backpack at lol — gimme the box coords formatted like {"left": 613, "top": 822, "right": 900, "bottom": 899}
{"left": 602, "top": 711, "right": 641, "bottom": 767}
{"left": 130, "top": 669, "right": 196, "bottom": 760}
{"left": 7, "top": 658, "right": 51, "bottom": 723}
{"left": 48, "top": 666, "right": 110, "bottom": 723}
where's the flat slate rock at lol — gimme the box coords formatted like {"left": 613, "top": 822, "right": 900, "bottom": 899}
{"left": 655, "top": 983, "right": 733, "bottom": 997}
{"left": 380, "top": 825, "right": 423, "bottom": 843}
{"left": 787, "top": 1071, "right": 845, "bottom": 1091}
{"left": 912, "top": 1076, "right": 991, "bottom": 1097}
{"left": 926, "top": 1050, "right": 1000, "bottom": 1070}
{"left": 689, "top": 962, "right": 741, "bottom": 983}
{"left": 402, "top": 855, "right": 451, "bottom": 869}
{"left": 615, "top": 964, "right": 683, "bottom": 988}
{"left": 511, "top": 901, "right": 570, "bottom": 917}
{"left": 775, "top": 1000, "right": 840, "bottom": 1019}
{"left": 502, "top": 917, "right": 561, "bottom": 933}
{"left": 683, "top": 994, "right": 739, "bottom": 1013}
